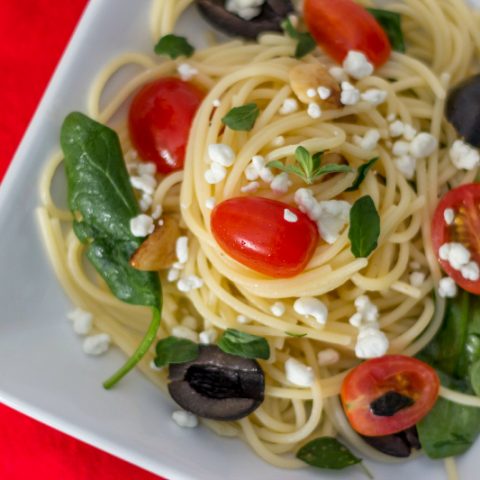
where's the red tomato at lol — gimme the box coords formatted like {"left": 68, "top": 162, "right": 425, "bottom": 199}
{"left": 341, "top": 355, "right": 440, "bottom": 437}
{"left": 432, "top": 183, "right": 480, "bottom": 294}
{"left": 128, "top": 77, "right": 204, "bottom": 173}
{"left": 210, "top": 197, "right": 319, "bottom": 278}
{"left": 304, "top": 0, "right": 391, "bottom": 67}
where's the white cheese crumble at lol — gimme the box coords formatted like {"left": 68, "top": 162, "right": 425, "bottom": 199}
{"left": 280, "top": 98, "right": 299, "bottom": 115}
{"left": 317, "top": 86, "right": 332, "bottom": 100}
{"left": 392, "top": 140, "right": 410, "bottom": 157}
{"left": 355, "top": 327, "right": 389, "bottom": 359}
{"left": 130, "top": 174, "right": 157, "bottom": 195}
{"left": 343, "top": 50, "right": 374, "bottom": 79}
{"left": 389, "top": 120, "right": 404, "bottom": 137}
{"left": 208, "top": 143, "right": 235, "bottom": 167}
{"left": 394, "top": 155, "right": 416, "bottom": 180}
{"left": 130, "top": 214, "right": 155, "bottom": 237}
{"left": 176, "top": 236, "right": 189, "bottom": 265}
{"left": 293, "top": 297, "right": 328, "bottom": 325}
{"left": 317, "top": 348, "right": 340, "bottom": 366}
{"left": 67, "top": 308, "right": 93, "bottom": 336}
{"left": 237, "top": 314, "right": 250, "bottom": 324}
{"left": 151, "top": 204, "right": 163, "bottom": 220}
{"left": 462, "top": 261, "right": 480, "bottom": 281}
{"left": 307, "top": 102, "right": 322, "bottom": 119}
{"left": 439, "top": 242, "right": 471, "bottom": 270}
{"left": 403, "top": 124, "right": 417, "bottom": 141}
{"left": 204, "top": 162, "right": 227, "bottom": 184}
{"left": 284, "top": 209, "right": 298, "bottom": 223}
{"left": 212, "top": 99, "right": 221, "bottom": 108}
{"left": 409, "top": 133, "right": 438, "bottom": 159}
{"left": 357, "top": 129, "right": 380, "bottom": 151}
{"left": 438, "top": 277, "right": 458, "bottom": 298}
{"left": 361, "top": 89, "right": 388, "bottom": 106}
{"left": 177, "top": 275, "right": 204, "bottom": 293}
{"left": 177, "top": 63, "right": 198, "bottom": 81}
{"left": 351, "top": 295, "right": 379, "bottom": 326}
{"left": 172, "top": 325, "right": 199, "bottom": 343}
{"left": 149, "top": 360, "right": 163, "bottom": 371}
{"left": 340, "top": 81, "right": 361, "bottom": 106}
{"left": 450, "top": 139, "right": 480, "bottom": 170}
{"left": 83, "top": 333, "right": 111, "bottom": 356}
{"left": 139, "top": 194, "right": 153, "bottom": 212}
{"left": 285, "top": 358, "right": 314, "bottom": 387}
{"left": 271, "top": 302, "right": 286, "bottom": 317}
{"left": 245, "top": 155, "right": 274, "bottom": 184}
{"left": 409, "top": 271, "right": 426, "bottom": 288}
{"left": 307, "top": 88, "right": 317, "bottom": 98}
{"left": 199, "top": 328, "right": 217, "bottom": 345}
{"left": 241, "top": 181, "right": 260, "bottom": 193}
{"left": 172, "top": 410, "right": 198, "bottom": 428}
{"left": 444, "top": 208, "right": 455, "bottom": 225}
{"left": 205, "top": 197, "right": 216, "bottom": 210}
{"left": 271, "top": 172, "right": 292, "bottom": 193}
{"left": 329, "top": 66, "right": 348, "bottom": 82}
{"left": 167, "top": 267, "right": 181, "bottom": 282}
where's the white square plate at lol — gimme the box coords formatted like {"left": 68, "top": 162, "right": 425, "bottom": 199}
{"left": 0, "top": 0, "right": 477, "bottom": 478}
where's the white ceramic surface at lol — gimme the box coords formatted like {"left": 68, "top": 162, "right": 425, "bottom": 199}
{"left": 0, "top": 1, "right": 477, "bottom": 479}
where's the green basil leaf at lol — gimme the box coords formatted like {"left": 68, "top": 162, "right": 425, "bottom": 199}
{"left": 470, "top": 359, "right": 480, "bottom": 396}
{"left": 346, "top": 157, "right": 379, "bottom": 192}
{"left": 367, "top": 8, "right": 405, "bottom": 53}
{"left": 297, "top": 437, "right": 362, "bottom": 470}
{"left": 61, "top": 112, "right": 162, "bottom": 389}
{"left": 285, "top": 331, "right": 307, "bottom": 338}
{"left": 281, "top": 17, "right": 299, "bottom": 39}
{"left": 295, "top": 32, "right": 316, "bottom": 59}
{"left": 348, "top": 195, "right": 380, "bottom": 258}
{"left": 155, "top": 336, "right": 199, "bottom": 368}
{"left": 222, "top": 103, "right": 260, "bottom": 131}
{"left": 154, "top": 34, "right": 194, "bottom": 59}
{"left": 218, "top": 329, "right": 270, "bottom": 360}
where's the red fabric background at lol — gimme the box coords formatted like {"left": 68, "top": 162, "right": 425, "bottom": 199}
{"left": 0, "top": 1, "right": 163, "bottom": 478}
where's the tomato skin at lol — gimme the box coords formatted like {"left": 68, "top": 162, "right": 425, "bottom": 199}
{"left": 128, "top": 77, "right": 204, "bottom": 174}
{"left": 304, "top": 0, "right": 391, "bottom": 67}
{"left": 432, "top": 183, "right": 480, "bottom": 295}
{"left": 341, "top": 355, "right": 440, "bottom": 437}
{"left": 210, "top": 197, "right": 319, "bottom": 278}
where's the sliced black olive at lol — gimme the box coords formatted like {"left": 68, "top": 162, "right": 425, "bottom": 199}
{"left": 362, "top": 426, "right": 421, "bottom": 458}
{"left": 370, "top": 390, "right": 414, "bottom": 417}
{"left": 446, "top": 74, "right": 480, "bottom": 147}
{"left": 195, "top": 0, "right": 294, "bottom": 40}
{"left": 168, "top": 345, "right": 264, "bottom": 420}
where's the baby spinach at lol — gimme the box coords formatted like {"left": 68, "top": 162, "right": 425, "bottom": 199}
{"left": 154, "top": 34, "right": 194, "bottom": 59}
{"left": 61, "top": 112, "right": 162, "bottom": 389}
{"left": 217, "top": 329, "right": 270, "bottom": 360}
{"left": 417, "top": 290, "right": 480, "bottom": 458}
{"left": 348, "top": 195, "right": 380, "bottom": 258}
{"left": 155, "top": 337, "right": 199, "bottom": 368}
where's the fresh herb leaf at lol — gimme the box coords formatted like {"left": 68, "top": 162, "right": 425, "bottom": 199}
{"left": 282, "top": 18, "right": 316, "bottom": 59}
{"left": 268, "top": 147, "right": 352, "bottom": 185}
{"left": 348, "top": 195, "right": 380, "bottom": 258}
{"left": 61, "top": 112, "right": 162, "bottom": 389}
{"left": 154, "top": 34, "right": 194, "bottom": 59}
{"left": 417, "top": 371, "right": 480, "bottom": 459}
{"left": 470, "top": 359, "right": 480, "bottom": 396}
{"left": 155, "top": 336, "right": 199, "bottom": 368}
{"left": 367, "top": 8, "right": 405, "bottom": 53}
{"left": 222, "top": 103, "right": 260, "bottom": 131}
{"left": 297, "top": 437, "right": 362, "bottom": 470}
{"left": 218, "top": 329, "right": 270, "bottom": 360}
{"left": 285, "top": 331, "right": 307, "bottom": 338}
{"left": 346, "top": 157, "right": 379, "bottom": 192}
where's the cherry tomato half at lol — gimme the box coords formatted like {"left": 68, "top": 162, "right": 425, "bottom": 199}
{"left": 341, "top": 355, "right": 439, "bottom": 437}
{"left": 304, "top": 0, "right": 391, "bottom": 67}
{"left": 432, "top": 183, "right": 480, "bottom": 294}
{"left": 128, "top": 77, "right": 204, "bottom": 174}
{"left": 210, "top": 196, "right": 319, "bottom": 278}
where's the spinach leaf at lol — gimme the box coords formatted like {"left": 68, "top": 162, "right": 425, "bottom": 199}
{"left": 61, "top": 112, "right": 162, "bottom": 388}
{"left": 155, "top": 336, "right": 199, "bottom": 368}
{"left": 367, "top": 8, "right": 405, "bottom": 53}
{"left": 348, "top": 195, "right": 380, "bottom": 258}
{"left": 417, "top": 372, "right": 480, "bottom": 459}
{"left": 154, "top": 34, "right": 194, "bottom": 59}
{"left": 281, "top": 18, "right": 316, "bottom": 59}
{"left": 222, "top": 103, "right": 260, "bottom": 131}
{"left": 218, "top": 329, "right": 270, "bottom": 360}
{"left": 346, "top": 157, "right": 378, "bottom": 192}
{"left": 297, "top": 437, "right": 362, "bottom": 470}
{"left": 470, "top": 359, "right": 480, "bottom": 396}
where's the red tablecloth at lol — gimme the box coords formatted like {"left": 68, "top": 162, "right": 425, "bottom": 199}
{"left": 0, "top": 1, "right": 163, "bottom": 479}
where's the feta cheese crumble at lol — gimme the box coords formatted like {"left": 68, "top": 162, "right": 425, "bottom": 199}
{"left": 343, "top": 50, "right": 374, "bottom": 79}
{"left": 167, "top": 267, "right": 181, "bottom": 282}
{"left": 67, "top": 308, "right": 93, "bottom": 336}
{"left": 340, "top": 81, "right": 361, "bottom": 106}
{"left": 317, "top": 86, "right": 332, "bottom": 100}
{"left": 329, "top": 66, "right": 348, "bottom": 82}
{"left": 280, "top": 98, "right": 299, "bottom": 115}
{"left": 130, "top": 214, "right": 155, "bottom": 237}
{"left": 284, "top": 209, "right": 298, "bottom": 223}
{"left": 356, "top": 129, "right": 380, "bottom": 151}
{"left": 241, "top": 181, "right": 260, "bottom": 193}
{"left": 177, "top": 275, "right": 204, "bottom": 293}
{"left": 172, "top": 410, "right": 198, "bottom": 428}
{"left": 176, "top": 236, "right": 189, "bottom": 265}
{"left": 355, "top": 327, "right": 389, "bottom": 359}
{"left": 294, "top": 297, "right": 328, "bottom": 325}
{"left": 394, "top": 155, "right": 416, "bottom": 180}
{"left": 361, "top": 89, "right": 388, "bottom": 106}
{"left": 439, "top": 242, "right": 471, "bottom": 270}
{"left": 450, "top": 140, "right": 480, "bottom": 170}
{"left": 409, "top": 133, "right": 438, "bottom": 159}
{"left": 270, "top": 302, "right": 286, "bottom": 317}
{"left": 285, "top": 358, "right": 314, "bottom": 387}
{"left": 130, "top": 175, "right": 157, "bottom": 195}
{"left": 208, "top": 143, "right": 235, "bottom": 167}
{"left": 307, "top": 88, "right": 317, "bottom": 98}
{"left": 409, "top": 271, "right": 426, "bottom": 288}
{"left": 444, "top": 208, "right": 455, "bottom": 225}
{"left": 317, "top": 348, "right": 340, "bottom": 366}
{"left": 389, "top": 120, "right": 404, "bottom": 137}
{"left": 237, "top": 314, "right": 250, "bottom": 324}
{"left": 205, "top": 197, "right": 216, "bottom": 210}
{"left": 204, "top": 162, "right": 227, "bottom": 184}
{"left": 199, "top": 328, "right": 217, "bottom": 345}
{"left": 212, "top": 99, "right": 221, "bottom": 108}
{"left": 172, "top": 325, "right": 199, "bottom": 342}
{"left": 307, "top": 102, "right": 322, "bottom": 119}
{"left": 83, "top": 333, "right": 111, "bottom": 356}
{"left": 392, "top": 140, "right": 410, "bottom": 157}
{"left": 271, "top": 172, "right": 292, "bottom": 193}
{"left": 438, "top": 277, "right": 458, "bottom": 298}
{"left": 177, "top": 63, "right": 198, "bottom": 81}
